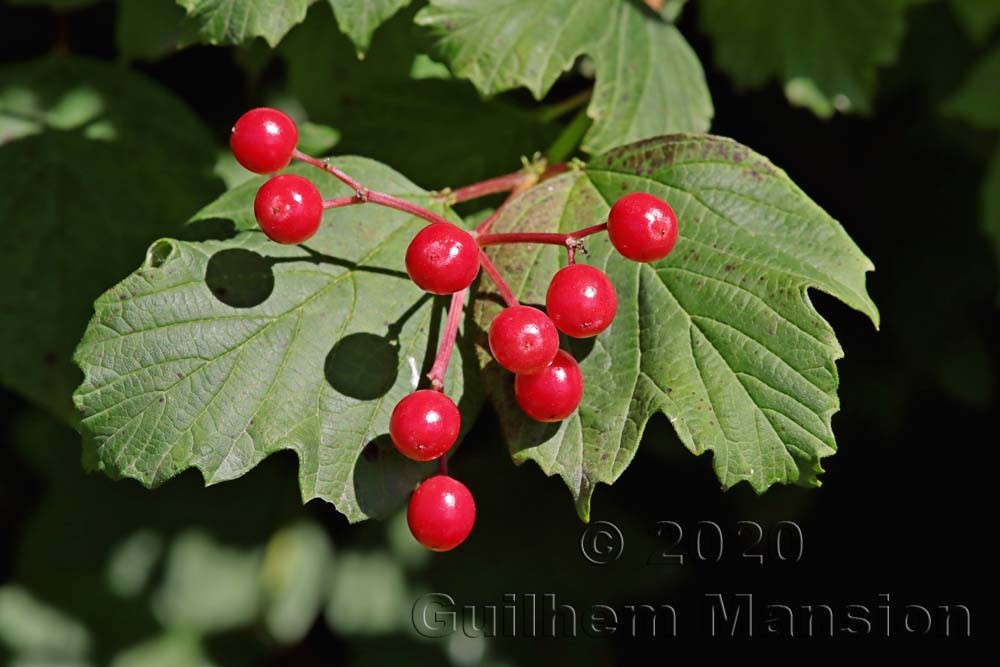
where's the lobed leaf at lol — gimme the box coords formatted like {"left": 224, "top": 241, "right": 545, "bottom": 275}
{"left": 475, "top": 135, "right": 878, "bottom": 520}
{"left": 72, "top": 160, "right": 482, "bottom": 522}
{"left": 176, "top": 0, "right": 314, "bottom": 46}
{"left": 327, "top": 0, "right": 412, "bottom": 55}
{"left": 415, "top": 0, "right": 712, "bottom": 154}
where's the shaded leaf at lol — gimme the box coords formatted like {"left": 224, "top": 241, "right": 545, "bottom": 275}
{"left": 281, "top": 3, "right": 559, "bottom": 188}
{"left": 0, "top": 56, "right": 221, "bottom": 421}
{"left": 699, "top": 0, "right": 909, "bottom": 114}
{"left": 116, "top": 0, "right": 197, "bottom": 61}
{"left": 176, "top": 0, "right": 313, "bottom": 46}
{"left": 327, "top": 0, "right": 412, "bottom": 55}
{"left": 944, "top": 45, "right": 1000, "bottom": 129}
{"left": 983, "top": 145, "right": 1000, "bottom": 304}
{"left": 950, "top": 0, "right": 1000, "bottom": 43}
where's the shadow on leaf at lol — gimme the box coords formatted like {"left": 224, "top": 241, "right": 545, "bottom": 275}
{"left": 180, "top": 217, "right": 238, "bottom": 242}
{"left": 324, "top": 333, "right": 399, "bottom": 401}
{"left": 204, "top": 248, "right": 276, "bottom": 308}
{"left": 564, "top": 334, "right": 596, "bottom": 362}
{"left": 203, "top": 244, "right": 412, "bottom": 310}
{"left": 323, "top": 293, "right": 434, "bottom": 400}
{"left": 352, "top": 435, "right": 433, "bottom": 519}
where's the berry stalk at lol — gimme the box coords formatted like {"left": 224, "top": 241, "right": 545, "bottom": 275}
{"left": 478, "top": 249, "right": 519, "bottom": 307}
{"left": 296, "top": 150, "right": 453, "bottom": 227}
{"left": 294, "top": 149, "right": 363, "bottom": 191}
{"left": 426, "top": 289, "right": 468, "bottom": 391}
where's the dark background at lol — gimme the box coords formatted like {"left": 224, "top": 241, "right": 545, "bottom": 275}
{"left": 0, "top": 1, "right": 991, "bottom": 663}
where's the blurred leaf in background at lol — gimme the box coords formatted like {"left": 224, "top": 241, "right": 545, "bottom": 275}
{"left": 0, "top": 57, "right": 222, "bottom": 421}
{"left": 699, "top": 0, "right": 910, "bottom": 116}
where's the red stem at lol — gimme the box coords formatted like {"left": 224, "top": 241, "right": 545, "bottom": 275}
{"left": 476, "top": 223, "right": 608, "bottom": 248}
{"left": 365, "top": 191, "right": 453, "bottom": 227}
{"left": 477, "top": 231, "right": 568, "bottom": 247}
{"left": 478, "top": 250, "right": 519, "bottom": 307}
{"left": 427, "top": 289, "right": 467, "bottom": 391}
{"left": 296, "top": 149, "right": 453, "bottom": 226}
{"left": 569, "top": 222, "right": 609, "bottom": 240}
{"left": 322, "top": 196, "right": 363, "bottom": 210}
{"left": 294, "top": 150, "right": 363, "bottom": 191}
{"left": 446, "top": 170, "right": 530, "bottom": 204}
{"left": 473, "top": 163, "right": 570, "bottom": 235}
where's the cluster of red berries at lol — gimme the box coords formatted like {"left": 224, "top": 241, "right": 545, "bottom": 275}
{"left": 231, "top": 108, "right": 679, "bottom": 551}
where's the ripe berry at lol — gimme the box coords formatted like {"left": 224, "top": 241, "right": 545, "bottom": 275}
{"left": 545, "top": 264, "right": 618, "bottom": 338}
{"left": 405, "top": 223, "right": 480, "bottom": 295}
{"left": 607, "top": 192, "right": 678, "bottom": 262}
{"left": 253, "top": 174, "right": 323, "bottom": 244}
{"left": 389, "top": 390, "right": 461, "bottom": 462}
{"left": 230, "top": 108, "right": 298, "bottom": 174}
{"left": 488, "top": 305, "right": 560, "bottom": 374}
{"left": 514, "top": 350, "right": 584, "bottom": 422}
{"left": 407, "top": 475, "right": 476, "bottom": 551}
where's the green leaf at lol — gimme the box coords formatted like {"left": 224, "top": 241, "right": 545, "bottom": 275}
{"left": 110, "top": 633, "right": 216, "bottom": 667}
{"left": 0, "top": 586, "right": 91, "bottom": 660}
{"left": 152, "top": 532, "right": 262, "bottom": 633}
{"left": 0, "top": 57, "right": 221, "bottom": 421}
{"left": 327, "top": 0, "right": 412, "bottom": 56}
{"left": 176, "top": 0, "right": 313, "bottom": 46}
{"left": 116, "top": 0, "right": 198, "bottom": 62}
{"left": 983, "top": 145, "right": 1000, "bottom": 305}
{"left": 9, "top": 407, "right": 319, "bottom": 657}
{"left": 296, "top": 121, "right": 341, "bottom": 155}
{"left": 261, "top": 523, "right": 333, "bottom": 643}
{"left": 951, "top": 0, "right": 1000, "bottom": 43}
{"left": 660, "top": 0, "right": 687, "bottom": 22}
{"left": 944, "top": 45, "right": 1000, "bottom": 129}
{"left": 7, "top": 0, "right": 101, "bottom": 8}
{"left": 475, "top": 135, "right": 877, "bottom": 520}
{"left": 325, "top": 551, "right": 408, "bottom": 635}
{"left": 281, "top": 3, "right": 559, "bottom": 188}
{"left": 415, "top": 0, "right": 712, "bottom": 154}
{"left": 72, "top": 160, "right": 482, "bottom": 522}
{"left": 698, "top": 0, "right": 909, "bottom": 115}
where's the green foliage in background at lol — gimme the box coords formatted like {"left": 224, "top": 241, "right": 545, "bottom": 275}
{"left": 1, "top": 13, "right": 998, "bottom": 666}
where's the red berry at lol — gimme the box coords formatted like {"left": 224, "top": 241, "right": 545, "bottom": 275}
{"left": 607, "top": 192, "right": 678, "bottom": 262}
{"left": 253, "top": 174, "right": 323, "bottom": 244}
{"left": 230, "top": 108, "right": 298, "bottom": 174}
{"left": 545, "top": 264, "right": 617, "bottom": 338}
{"left": 488, "top": 305, "right": 559, "bottom": 374}
{"left": 389, "top": 390, "right": 461, "bottom": 461}
{"left": 514, "top": 350, "right": 584, "bottom": 422}
{"left": 407, "top": 475, "right": 476, "bottom": 551}
{"left": 405, "top": 223, "right": 480, "bottom": 295}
